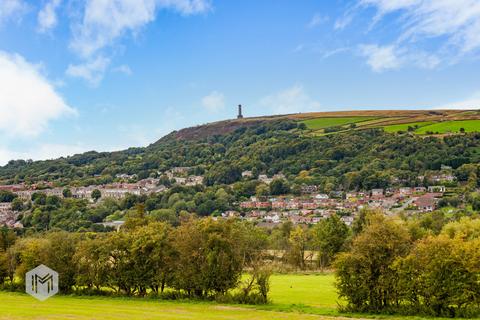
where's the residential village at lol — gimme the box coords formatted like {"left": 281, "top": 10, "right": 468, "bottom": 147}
{"left": 235, "top": 185, "right": 445, "bottom": 227}
{"left": 0, "top": 166, "right": 455, "bottom": 229}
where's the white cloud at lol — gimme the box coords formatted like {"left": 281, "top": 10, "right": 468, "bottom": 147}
{"left": 360, "top": 44, "right": 402, "bottom": 72}
{"left": 434, "top": 92, "right": 480, "bottom": 110}
{"left": 0, "top": 51, "right": 76, "bottom": 138}
{"left": 0, "top": 143, "right": 89, "bottom": 165}
{"left": 359, "top": 44, "right": 440, "bottom": 72}
{"left": 66, "top": 0, "right": 210, "bottom": 85}
{"left": 308, "top": 13, "right": 328, "bottom": 28}
{"left": 37, "top": 0, "right": 61, "bottom": 33}
{"left": 0, "top": 0, "right": 26, "bottom": 24}
{"left": 112, "top": 64, "right": 132, "bottom": 75}
{"left": 359, "top": 0, "right": 480, "bottom": 56}
{"left": 66, "top": 56, "right": 110, "bottom": 86}
{"left": 260, "top": 85, "right": 321, "bottom": 114}
{"left": 70, "top": 0, "right": 211, "bottom": 58}
{"left": 201, "top": 91, "right": 225, "bottom": 112}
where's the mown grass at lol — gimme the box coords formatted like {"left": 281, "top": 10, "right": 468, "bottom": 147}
{"left": 302, "top": 117, "right": 378, "bottom": 130}
{"left": 269, "top": 273, "right": 338, "bottom": 308}
{"left": 0, "top": 274, "right": 453, "bottom": 320}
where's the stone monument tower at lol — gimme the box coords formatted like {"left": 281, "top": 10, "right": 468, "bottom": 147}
{"left": 237, "top": 104, "right": 243, "bottom": 119}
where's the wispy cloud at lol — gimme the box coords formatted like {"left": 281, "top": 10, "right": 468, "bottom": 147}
{"left": 66, "top": 56, "right": 110, "bottom": 86}
{"left": 354, "top": 0, "right": 480, "bottom": 70}
{"left": 0, "top": 0, "right": 27, "bottom": 24}
{"left": 112, "top": 64, "right": 132, "bottom": 75}
{"left": 202, "top": 91, "right": 225, "bottom": 112}
{"left": 307, "top": 13, "right": 328, "bottom": 28}
{"left": 260, "top": 85, "right": 321, "bottom": 114}
{"left": 37, "top": 0, "right": 61, "bottom": 33}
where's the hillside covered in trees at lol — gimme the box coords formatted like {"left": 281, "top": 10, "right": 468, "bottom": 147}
{"left": 1, "top": 114, "right": 480, "bottom": 191}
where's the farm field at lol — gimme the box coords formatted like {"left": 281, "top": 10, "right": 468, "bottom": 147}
{"left": 302, "top": 117, "right": 377, "bottom": 130}
{"left": 382, "top": 121, "right": 435, "bottom": 133}
{"left": 414, "top": 120, "right": 480, "bottom": 134}
{"left": 294, "top": 110, "right": 480, "bottom": 136}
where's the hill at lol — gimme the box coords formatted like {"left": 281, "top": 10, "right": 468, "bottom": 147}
{"left": 1, "top": 109, "right": 480, "bottom": 186}
{"left": 165, "top": 109, "right": 480, "bottom": 140}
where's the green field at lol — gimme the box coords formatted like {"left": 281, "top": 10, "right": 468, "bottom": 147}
{"left": 269, "top": 273, "right": 338, "bottom": 308}
{"left": 0, "top": 274, "right": 443, "bottom": 320}
{"left": 302, "top": 117, "right": 377, "bottom": 130}
{"left": 414, "top": 120, "right": 480, "bottom": 134}
{"left": 383, "top": 121, "right": 435, "bottom": 133}
{"left": 0, "top": 274, "right": 339, "bottom": 320}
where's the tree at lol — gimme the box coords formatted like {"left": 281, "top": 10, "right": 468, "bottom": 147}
{"left": 130, "top": 222, "right": 174, "bottom": 294}
{"left": 171, "top": 218, "right": 244, "bottom": 296}
{"left": 43, "top": 232, "right": 79, "bottom": 293}
{"left": 74, "top": 235, "right": 110, "bottom": 291}
{"left": 335, "top": 215, "right": 411, "bottom": 312}
{"left": 255, "top": 184, "right": 270, "bottom": 198}
{"left": 11, "top": 198, "right": 23, "bottom": 211}
{"left": 62, "top": 188, "right": 73, "bottom": 198}
{"left": 311, "top": 215, "right": 349, "bottom": 269}
{"left": 0, "top": 252, "right": 8, "bottom": 285}
{"left": 394, "top": 235, "right": 480, "bottom": 317}
{"left": 0, "top": 191, "right": 17, "bottom": 202}
{"left": 149, "top": 209, "right": 179, "bottom": 226}
{"left": 0, "top": 227, "right": 16, "bottom": 252}
{"left": 31, "top": 192, "right": 46, "bottom": 205}
{"left": 91, "top": 189, "right": 101, "bottom": 202}
{"left": 286, "top": 226, "right": 310, "bottom": 270}
{"left": 269, "top": 179, "right": 290, "bottom": 195}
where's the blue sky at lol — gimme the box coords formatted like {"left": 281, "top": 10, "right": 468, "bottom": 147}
{"left": 1, "top": 0, "right": 480, "bottom": 164}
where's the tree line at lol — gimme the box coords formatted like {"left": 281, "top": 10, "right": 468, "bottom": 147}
{"left": 0, "top": 217, "right": 271, "bottom": 304}
{"left": 335, "top": 213, "right": 480, "bottom": 317}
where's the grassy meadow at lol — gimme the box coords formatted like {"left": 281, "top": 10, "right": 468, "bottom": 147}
{"left": 0, "top": 274, "right": 341, "bottom": 320}
{"left": 0, "top": 273, "right": 449, "bottom": 320}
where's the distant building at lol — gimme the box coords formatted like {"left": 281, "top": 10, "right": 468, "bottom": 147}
{"left": 241, "top": 170, "right": 253, "bottom": 178}
{"left": 301, "top": 185, "right": 318, "bottom": 194}
{"left": 428, "top": 185, "right": 446, "bottom": 193}
{"left": 415, "top": 194, "right": 436, "bottom": 212}
{"left": 371, "top": 189, "right": 384, "bottom": 197}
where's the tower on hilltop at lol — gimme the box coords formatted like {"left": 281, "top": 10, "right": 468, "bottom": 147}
{"left": 237, "top": 104, "right": 243, "bottom": 119}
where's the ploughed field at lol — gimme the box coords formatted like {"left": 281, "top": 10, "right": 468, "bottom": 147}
{"left": 0, "top": 273, "right": 439, "bottom": 320}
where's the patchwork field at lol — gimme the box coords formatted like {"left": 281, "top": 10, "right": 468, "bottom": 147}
{"left": 296, "top": 110, "right": 480, "bottom": 136}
